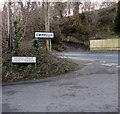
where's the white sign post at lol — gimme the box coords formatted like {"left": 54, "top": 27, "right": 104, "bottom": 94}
{"left": 12, "top": 57, "right": 36, "bottom": 63}
{"left": 35, "top": 32, "right": 54, "bottom": 52}
{"left": 12, "top": 57, "right": 37, "bottom": 68}
{"left": 35, "top": 32, "right": 54, "bottom": 39}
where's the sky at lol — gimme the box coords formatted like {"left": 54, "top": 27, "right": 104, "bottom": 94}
{"left": 0, "top": 0, "right": 118, "bottom": 11}
{"left": 0, "top": 0, "right": 118, "bottom": 4}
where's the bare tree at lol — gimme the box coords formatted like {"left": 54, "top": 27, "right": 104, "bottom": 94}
{"left": 73, "top": 2, "right": 80, "bottom": 16}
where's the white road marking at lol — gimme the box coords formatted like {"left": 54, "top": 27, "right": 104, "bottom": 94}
{"left": 99, "top": 61, "right": 106, "bottom": 63}
{"left": 101, "top": 64, "right": 112, "bottom": 67}
{"left": 101, "top": 63, "right": 118, "bottom": 67}
{"left": 104, "top": 55, "right": 114, "bottom": 57}
{"left": 85, "top": 63, "right": 93, "bottom": 65}
{"left": 59, "top": 56, "right": 95, "bottom": 61}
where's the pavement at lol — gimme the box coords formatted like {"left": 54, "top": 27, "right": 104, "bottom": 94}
{"left": 2, "top": 51, "right": 119, "bottom": 112}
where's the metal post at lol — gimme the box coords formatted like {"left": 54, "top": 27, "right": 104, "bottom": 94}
{"left": 49, "top": 39, "right": 51, "bottom": 52}
{"left": 8, "top": 0, "right": 12, "bottom": 50}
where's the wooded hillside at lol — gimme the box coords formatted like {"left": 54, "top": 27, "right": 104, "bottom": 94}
{"left": 2, "top": 1, "right": 118, "bottom": 50}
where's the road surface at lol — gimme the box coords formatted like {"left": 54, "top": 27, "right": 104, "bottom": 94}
{"left": 2, "top": 52, "right": 118, "bottom": 112}
{"left": 57, "top": 52, "right": 118, "bottom": 64}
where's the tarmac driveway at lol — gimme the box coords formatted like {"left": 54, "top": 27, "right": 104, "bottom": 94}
{"left": 2, "top": 55, "right": 118, "bottom": 112}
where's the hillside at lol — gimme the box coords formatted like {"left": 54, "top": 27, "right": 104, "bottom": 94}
{"left": 59, "top": 4, "right": 119, "bottom": 47}
{"left": 93, "top": 5, "right": 118, "bottom": 39}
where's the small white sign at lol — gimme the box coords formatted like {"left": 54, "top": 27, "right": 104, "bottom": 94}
{"left": 35, "top": 32, "right": 54, "bottom": 38}
{"left": 12, "top": 57, "right": 36, "bottom": 63}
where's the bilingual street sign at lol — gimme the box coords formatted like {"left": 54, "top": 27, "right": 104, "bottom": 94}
{"left": 12, "top": 57, "right": 36, "bottom": 63}
{"left": 35, "top": 32, "right": 54, "bottom": 38}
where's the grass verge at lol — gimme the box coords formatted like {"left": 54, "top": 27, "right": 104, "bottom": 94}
{"left": 2, "top": 47, "right": 78, "bottom": 83}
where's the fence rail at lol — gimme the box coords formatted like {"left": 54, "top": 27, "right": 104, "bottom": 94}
{"left": 90, "top": 39, "right": 120, "bottom": 51}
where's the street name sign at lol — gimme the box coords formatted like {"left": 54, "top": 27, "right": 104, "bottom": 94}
{"left": 35, "top": 32, "right": 54, "bottom": 38}
{"left": 12, "top": 57, "right": 36, "bottom": 63}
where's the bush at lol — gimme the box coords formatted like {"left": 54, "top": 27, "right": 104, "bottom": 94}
{"left": 2, "top": 46, "right": 77, "bottom": 82}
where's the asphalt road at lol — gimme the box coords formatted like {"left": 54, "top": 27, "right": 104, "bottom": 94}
{"left": 2, "top": 52, "right": 118, "bottom": 112}
{"left": 57, "top": 52, "right": 119, "bottom": 64}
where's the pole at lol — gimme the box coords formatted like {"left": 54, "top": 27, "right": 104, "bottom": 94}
{"left": 49, "top": 39, "right": 51, "bottom": 52}
{"left": 14, "top": 0, "right": 16, "bottom": 20}
{"left": 45, "top": 2, "right": 51, "bottom": 52}
{"left": 8, "top": 0, "right": 12, "bottom": 50}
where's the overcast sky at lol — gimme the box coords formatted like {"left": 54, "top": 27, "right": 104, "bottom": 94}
{"left": 0, "top": 0, "right": 118, "bottom": 10}
{"left": 0, "top": 0, "right": 118, "bottom": 4}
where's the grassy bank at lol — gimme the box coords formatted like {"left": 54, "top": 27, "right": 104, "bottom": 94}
{"left": 2, "top": 47, "right": 78, "bottom": 83}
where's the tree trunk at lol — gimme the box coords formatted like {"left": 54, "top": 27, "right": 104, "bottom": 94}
{"left": 73, "top": 2, "right": 80, "bottom": 17}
